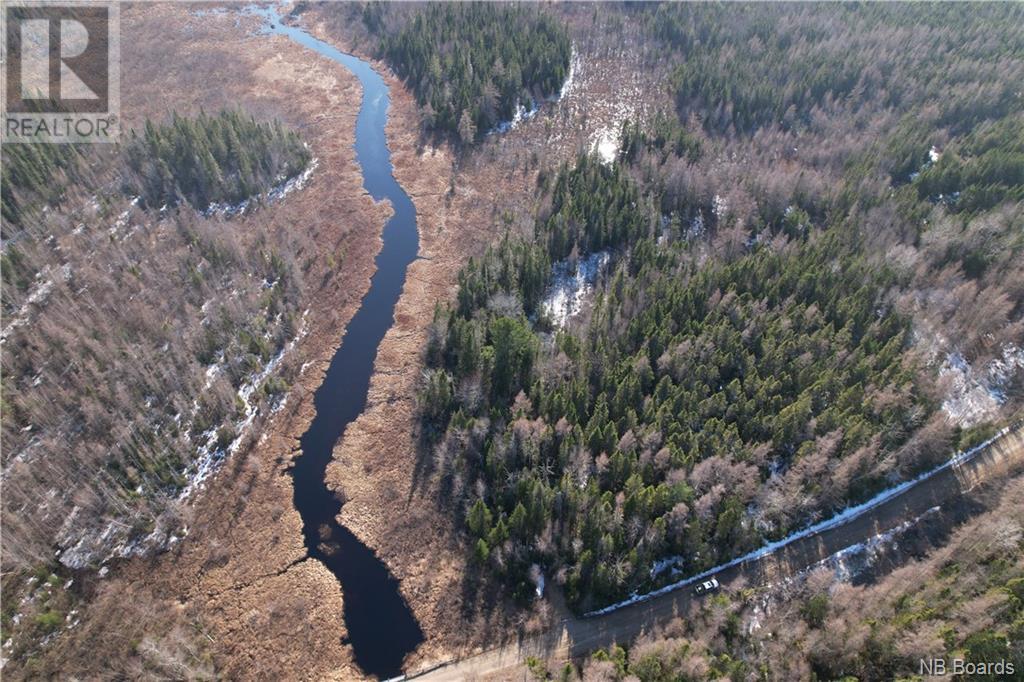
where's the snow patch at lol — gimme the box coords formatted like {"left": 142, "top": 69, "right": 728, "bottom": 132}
{"left": 804, "top": 506, "right": 941, "bottom": 583}
{"left": 55, "top": 306, "right": 311, "bottom": 570}
{"left": 713, "top": 194, "right": 728, "bottom": 221}
{"left": 580, "top": 65, "right": 640, "bottom": 166}
{"left": 0, "top": 277, "right": 55, "bottom": 343}
{"left": 585, "top": 426, "right": 1013, "bottom": 616}
{"left": 487, "top": 99, "right": 540, "bottom": 136}
{"left": 178, "top": 308, "right": 309, "bottom": 501}
{"left": 485, "top": 47, "right": 579, "bottom": 137}
{"left": 650, "top": 555, "right": 683, "bottom": 579}
{"left": 556, "top": 47, "right": 581, "bottom": 102}
{"left": 540, "top": 251, "right": 610, "bottom": 327}
{"left": 203, "top": 157, "right": 318, "bottom": 218}
{"left": 940, "top": 344, "right": 1024, "bottom": 427}
{"left": 687, "top": 213, "right": 706, "bottom": 240}
{"left": 591, "top": 128, "right": 619, "bottom": 165}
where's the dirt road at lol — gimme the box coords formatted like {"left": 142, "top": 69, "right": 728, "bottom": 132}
{"left": 410, "top": 423, "right": 1024, "bottom": 680}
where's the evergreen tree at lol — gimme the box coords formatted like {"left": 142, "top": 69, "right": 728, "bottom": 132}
{"left": 374, "top": 3, "right": 571, "bottom": 142}
{"left": 124, "top": 109, "right": 310, "bottom": 211}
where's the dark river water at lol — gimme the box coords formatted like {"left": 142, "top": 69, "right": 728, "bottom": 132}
{"left": 252, "top": 5, "right": 423, "bottom": 679}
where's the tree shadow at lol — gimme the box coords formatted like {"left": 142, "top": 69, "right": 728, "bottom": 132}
{"left": 851, "top": 494, "right": 988, "bottom": 587}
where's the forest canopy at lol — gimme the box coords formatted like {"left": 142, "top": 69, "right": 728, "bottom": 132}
{"left": 422, "top": 155, "right": 938, "bottom": 611}
{"left": 645, "top": 2, "right": 1024, "bottom": 137}
{"left": 1, "top": 144, "right": 85, "bottom": 228}
{"left": 418, "top": 1, "right": 1024, "bottom": 613}
{"left": 125, "top": 109, "right": 310, "bottom": 211}
{"left": 367, "top": 2, "right": 571, "bottom": 142}
{"left": 2, "top": 109, "right": 312, "bottom": 572}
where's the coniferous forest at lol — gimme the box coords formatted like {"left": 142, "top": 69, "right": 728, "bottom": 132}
{"left": 1, "top": 144, "right": 85, "bottom": 228}
{"left": 365, "top": 2, "right": 571, "bottom": 142}
{"left": 2, "top": 2, "right": 1024, "bottom": 679}
{"left": 423, "top": 156, "right": 933, "bottom": 610}
{"left": 125, "top": 109, "right": 310, "bottom": 210}
{"left": 418, "top": 2, "right": 1024, "bottom": 613}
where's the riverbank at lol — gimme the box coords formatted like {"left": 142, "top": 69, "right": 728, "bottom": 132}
{"left": 3, "top": 3, "right": 393, "bottom": 677}
{"left": 283, "top": 4, "right": 681, "bottom": 671}
{"left": 5, "top": 2, "right": 677, "bottom": 676}
{"left": 295, "top": 10, "right": 536, "bottom": 671}
{"left": 123, "top": 4, "right": 393, "bottom": 677}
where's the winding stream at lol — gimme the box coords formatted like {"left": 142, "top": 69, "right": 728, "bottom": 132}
{"left": 253, "top": 5, "right": 423, "bottom": 679}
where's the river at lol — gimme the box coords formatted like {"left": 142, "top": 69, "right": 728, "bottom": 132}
{"left": 252, "top": 5, "right": 423, "bottom": 679}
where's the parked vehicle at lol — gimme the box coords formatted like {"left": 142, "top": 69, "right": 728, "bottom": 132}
{"left": 693, "top": 577, "right": 720, "bottom": 596}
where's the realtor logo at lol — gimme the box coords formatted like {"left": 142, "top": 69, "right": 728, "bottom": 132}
{"left": 3, "top": 0, "right": 119, "bottom": 142}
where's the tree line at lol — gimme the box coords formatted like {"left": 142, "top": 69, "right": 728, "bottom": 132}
{"left": 2, "top": 109, "right": 310, "bottom": 237}
{"left": 124, "top": 109, "right": 310, "bottom": 210}
{"left": 367, "top": 2, "right": 571, "bottom": 143}
{"left": 422, "top": 152, "right": 935, "bottom": 611}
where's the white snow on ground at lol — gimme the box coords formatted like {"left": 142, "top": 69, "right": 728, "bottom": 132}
{"left": 487, "top": 47, "right": 579, "bottom": 137}
{"left": 0, "top": 263, "right": 77, "bottom": 343}
{"left": 527, "top": 38, "right": 651, "bottom": 166}
{"left": 540, "top": 251, "right": 610, "bottom": 327}
{"left": 532, "top": 564, "right": 546, "bottom": 598}
{"left": 586, "top": 91, "right": 640, "bottom": 165}
{"left": 941, "top": 353, "right": 1001, "bottom": 426}
{"left": 713, "top": 194, "right": 729, "bottom": 221}
{"left": 991, "top": 344, "right": 1024, "bottom": 390}
{"left": 487, "top": 100, "right": 540, "bottom": 136}
{"left": 914, "top": 317, "right": 1022, "bottom": 428}
{"left": 191, "top": 6, "right": 229, "bottom": 18}
{"left": 940, "top": 344, "right": 1024, "bottom": 427}
{"left": 805, "top": 506, "right": 941, "bottom": 583}
{"left": 581, "top": 72, "right": 644, "bottom": 164}
{"left": 11, "top": 164, "right": 316, "bottom": 569}
{"left": 4, "top": 157, "right": 314, "bottom": 347}
{"left": 591, "top": 128, "right": 619, "bottom": 165}
{"left": 56, "top": 309, "right": 311, "bottom": 570}
{"left": 688, "top": 213, "right": 706, "bottom": 240}
{"left": 910, "top": 146, "right": 942, "bottom": 181}
{"left": 268, "top": 157, "right": 318, "bottom": 202}
{"left": 203, "top": 353, "right": 225, "bottom": 389}
{"left": 585, "top": 426, "right": 1012, "bottom": 616}
{"left": 0, "top": 281, "right": 51, "bottom": 342}
{"left": 178, "top": 308, "right": 310, "bottom": 501}
{"left": 107, "top": 196, "right": 141, "bottom": 239}
{"left": 203, "top": 156, "right": 318, "bottom": 218}
{"left": 557, "top": 47, "right": 581, "bottom": 102}
{"left": 650, "top": 555, "right": 683, "bottom": 579}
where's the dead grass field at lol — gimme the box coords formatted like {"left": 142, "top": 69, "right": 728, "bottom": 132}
{"left": 4, "top": 3, "right": 677, "bottom": 679}
{"left": 3, "top": 2, "right": 388, "bottom": 678}
{"left": 295, "top": 4, "right": 676, "bottom": 674}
